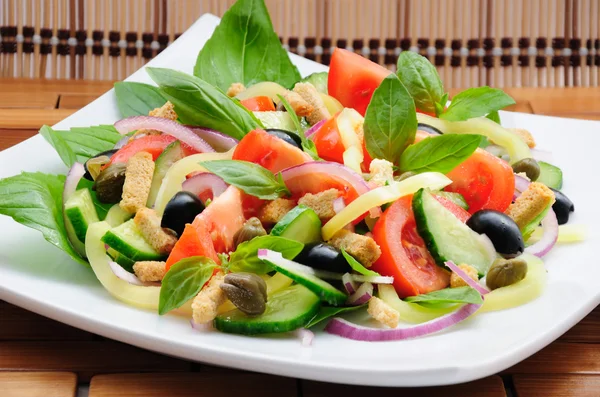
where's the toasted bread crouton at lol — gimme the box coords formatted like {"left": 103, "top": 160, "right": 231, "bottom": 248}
{"left": 293, "top": 82, "right": 331, "bottom": 125}
{"left": 281, "top": 90, "right": 314, "bottom": 117}
{"left": 450, "top": 263, "right": 478, "bottom": 288}
{"left": 133, "top": 261, "right": 166, "bottom": 282}
{"left": 368, "top": 297, "right": 399, "bottom": 328}
{"left": 149, "top": 101, "right": 178, "bottom": 121}
{"left": 368, "top": 159, "right": 394, "bottom": 188}
{"left": 192, "top": 271, "right": 227, "bottom": 324}
{"left": 226, "top": 82, "right": 246, "bottom": 97}
{"left": 298, "top": 188, "right": 341, "bottom": 221}
{"left": 509, "top": 128, "right": 536, "bottom": 148}
{"left": 506, "top": 182, "right": 555, "bottom": 229}
{"left": 328, "top": 229, "right": 381, "bottom": 268}
{"left": 134, "top": 207, "right": 178, "bottom": 254}
{"left": 120, "top": 151, "right": 155, "bottom": 214}
{"left": 258, "top": 198, "right": 296, "bottom": 224}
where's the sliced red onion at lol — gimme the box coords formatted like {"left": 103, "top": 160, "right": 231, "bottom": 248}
{"left": 63, "top": 162, "right": 85, "bottom": 204}
{"left": 342, "top": 273, "right": 358, "bottom": 294}
{"left": 190, "top": 319, "right": 214, "bottom": 332}
{"left": 115, "top": 116, "right": 215, "bottom": 153}
{"left": 525, "top": 208, "right": 559, "bottom": 257}
{"left": 333, "top": 197, "right": 346, "bottom": 214}
{"left": 531, "top": 148, "right": 554, "bottom": 163}
{"left": 305, "top": 119, "right": 326, "bottom": 137}
{"left": 182, "top": 172, "right": 228, "bottom": 204}
{"left": 295, "top": 328, "right": 314, "bottom": 347}
{"left": 108, "top": 261, "right": 159, "bottom": 286}
{"left": 346, "top": 282, "right": 373, "bottom": 305}
{"left": 514, "top": 174, "right": 531, "bottom": 193}
{"left": 324, "top": 302, "right": 482, "bottom": 341}
{"left": 189, "top": 127, "right": 238, "bottom": 152}
{"left": 445, "top": 261, "right": 489, "bottom": 295}
{"left": 281, "top": 161, "right": 370, "bottom": 198}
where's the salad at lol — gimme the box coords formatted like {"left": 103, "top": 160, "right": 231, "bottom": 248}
{"left": 0, "top": 0, "right": 583, "bottom": 343}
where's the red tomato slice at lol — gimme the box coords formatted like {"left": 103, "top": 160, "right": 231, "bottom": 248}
{"left": 311, "top": 116, "right": 345, "bottom": 163}
{"left": 165, "top": 223, "right": 219, "bottom": 270}
{"left": 445, "top": 149, "right": 515, "bottom": 214}
{"left": 233, "top": 129, "right": 311, "bottom": 173}
{"left": 110, "top": 135, "right": 178, "bottom": 164}
{"left": 240, "top": 96, "right": 276, "bottom": 112}
{"left": 328, "top": 48, "right": 392, "bottom": 116}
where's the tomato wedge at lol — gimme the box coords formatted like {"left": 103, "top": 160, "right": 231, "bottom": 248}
{"left": 240, "top": 96, "right": 276, "bottom": 112}
{"left": 165, "top": 223, "right": 219, "bottom": 270}
{"left": 311, "top": 116, "right": 345, "bottom": 163}
{"left": 110, "top": 135, "right": 177, "bottom": 165}
{"left": 328, "top": 48, "right": 391, "bottom": 116}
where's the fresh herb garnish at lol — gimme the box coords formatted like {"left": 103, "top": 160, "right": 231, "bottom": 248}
{"left": 114, "top": 82, "right": 167, "bottom": 117}
{"left": 194, "top": 0, "right": 301, "bottom": 90}
{"left": 363, "top": 74, "right": 417, "bottom": 163}
{"left": 440, "top": 87, "right": 515, "bottom": 122}
{"left": 227, "top": 235, "right": 304, "bottom": 274}
{"left": 396, "top": 51, "right": 445, "bottom": 116}
{"left": 399, "top": 134, "right": 482, "bottom": 174}
{"left": 341, "top": 249, "right": 381, "bottom": 277}
{"left": 146, "top": 67, "right": 261, "bottom": 140}
{"left": 201, "top": 160, "right": 290, "bottom": 200}
{"left": 486, "top": 110, "right": 501, "bottom": 124}
{"left": 158, "top": 256, "right": 217, "bottom": 315}
{"left": 305, "top": 304, "right": 366, "bottom": 328}
{"left": 404, "top": 286, "right": 483, "bottom": 305}
{"left": 276, "top": 94, "right": 320, "bottom": 160}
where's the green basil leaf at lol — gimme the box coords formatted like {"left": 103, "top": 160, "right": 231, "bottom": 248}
{"left": 114, "top": 82, "right": 167, "bottom": 117}
{"left": 201, "top": 160, "right": 290, "bottom": 200}
{"left": 276, "top": 94, "right": 305, "bottom": 137}
{"left": 486, "top": 110, "right": 501, "bottom": 124}
{"left": 146, "top": 67, "right": 261, "bottom": 140}
{"left": 302, "top": 139, "right": 321, "bottom": 161}
{"left": 399, "top": 134, "right": 481, "bottom": 173}
{"left": 396, "top": 52, "right": 445, "bottom": 114}
{"left": 228, "top": 235, "right": 304, "bottom": 274}
{"left": 159, "top": 256, "right": 217, "bottom": 315}
{"left": 40, "top": 125, "right": 122, "bottom": 167}
{"left": 0, "top": 172, "right": 86, "bottom": 265}
{"left": 305, "top": 305, "right": 366, "bottom": 328}
{"left": 364, "top": 74, "right": 417, "bottom": 162}
{"left": 341, "top": 249, "right": 380, "bottom": 277}
{"left": 404, "top": 286, "right": 483, "bottom": 305}
{"left": 440, "top": 87, "right": 515, "bottom": 121}
{"left": 194, "top": 0, "right": 301, "bottom": 90}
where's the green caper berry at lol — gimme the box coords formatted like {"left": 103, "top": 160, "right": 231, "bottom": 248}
{"left": 512, "top": 158, "right": 540, "bottom": 181}
{"left": 221, "top": 272, "right": 267, "bottom": 315}
{"left": 233, "top": 217, "right": 267, "bottom": 249}
{"left": 486, "top": 258, "right": 528, "bottom": 290}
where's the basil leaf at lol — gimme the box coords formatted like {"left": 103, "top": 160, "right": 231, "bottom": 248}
{"left": 194, "top": 0, "right": 301, "bottom": 90}
{"left": 228, "top": 235, "right": 304, "bottom": 274}
{"left": 396, "top": 52, "right": 445, "bottom": 115}
{"left": 201, "top": 160, "right": 290, "bottom": 200}
{"left": 0, "top": 172, "right": 86, "bottom": 265}
{"left": 159, "top": 256, "right": 217, "bottom": 315}
{"left": 341, "top": 249, "right": 380, "bottom": 277}
{"left": 302, "top": 139, "right": 321, "bottom": 161}
{"left": 114, "top": 82, "right": 167, "bottom": 117}
{"left": 40, "top": 125, "right": 122, "bottom": 167}
{"left": 276, "top": 94, "right": 305, "bottom": 137}
{"left": 364, "top": 74, "right": 417, "bottom": 163}
{"left": 305, "top": 305, "right": 366, "bottom": 328}
{"left": 486, "top": 110, "right": 501, "bottom": 124}
{"left": 399, "top": 134, "right": 481, "bottom": 174}
{"left": 146, "top": 67, "right": 260, "bottom": 140}
{"left": 440, "top": 87, "right": 515, "bottom": 122}
{"left": 404, "top": 286, "right": 483, "bottom": 305}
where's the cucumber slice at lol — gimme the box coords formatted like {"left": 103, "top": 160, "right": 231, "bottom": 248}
{"left": 270, "top": 205, "right": 322, "bottom": 244}
{"left": 413, "top": 189, "right": 495, "bottom": 275}
{"left": 300, "top": 72, "right": 328, "bottom": 94}
{"left": 433, "top": 191, "right": 469, "bottom": 211}
{"left": 214, "top": 284, "right": 320, "bottom": 335}
{"left": 147, "top": 141, "right": 185, "bottom": 207}
{"left": 101, "top": 219, "right": 164, "bottom": 261}
{"left": 107, "top": 247, "right": 136, "bottom": 273}
{"left": 537, "top": 161, "right": 563, "bottom": 190}
{"left": 64, "top": 188, "right": 100, "bottom": 242}
{"left": 104, "top": 204, "right": 133, "bottom": 227}
{"left": 253, "top": 111, "right": 296, "bottom": 131}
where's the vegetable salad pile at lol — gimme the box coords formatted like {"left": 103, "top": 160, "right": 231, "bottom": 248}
{"left": 0, "top": 0, "right": 583, "bottom": 342}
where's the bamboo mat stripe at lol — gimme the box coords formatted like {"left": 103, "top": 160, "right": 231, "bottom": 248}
{"left": 0, "top": 0, "right": 599, "bottom": 88}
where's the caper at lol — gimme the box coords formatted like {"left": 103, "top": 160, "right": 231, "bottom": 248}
{"left": 486, "top": 258, "right": 528, "bottom": 290}
{"left": 512, "top": 158, "right": 540, "bottom": 181}
{"left": 220, "top": 272, "right": 267, "bottom": 315}
{"left": 233, "top": 217, "right": 267, "bottom": 249}
{"left": 395, "top": 171, "right": 417, "bottom": 182}
{"left": 83, "top": 149, "right": 118, "bottom": 181}
{"left": 93, "top": 162, "right": 127, "bottom": 203}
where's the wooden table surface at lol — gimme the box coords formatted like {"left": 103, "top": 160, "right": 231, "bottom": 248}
{"left": 0, "top": 79, "right": 599, "bottom": 397}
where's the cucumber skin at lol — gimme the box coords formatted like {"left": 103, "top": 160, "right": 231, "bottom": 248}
{"left": 537, "top": 161, "right": 563, "bottom": 190}
{"left": 101, "top": 230, "right": 164, "bottom": 262}
{"left": 107, "top": 248, "right": 136, "bottom": 273}
{"left": 65, "top": 206, "right": 91, "bottom": 242}
{"left": 412, "top": 189, "right": 452, "bottom": 268}
{"left": 270, "top": 205, "right": 322, "bottom": 244}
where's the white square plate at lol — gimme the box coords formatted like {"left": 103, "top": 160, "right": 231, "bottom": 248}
{"left": 1, "top": 14, "right": 599, "bottom": 387}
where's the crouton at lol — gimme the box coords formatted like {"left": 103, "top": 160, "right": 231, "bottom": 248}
{"left": 226, "top": 82, "right": 246, "bottom": 97}
{"left": 506, "top": 182, "right": 555, "bottom": 229}
{"left": 120, "top": 151, "right": 155, "bottom": 214}
{"left": 509, "top": 128, "right": 536, "bottom": 148}
{"left": 298, "top": 188, "right": 340, "bottom": 221}
{"left": 192, "top": 271, "right": 227, "bottom": 324}
{"left": 149, "top": 101, "right": 178, "bottom": 121}
{"left": 134, "top": 207, "right": 178, "bottom": 254}
{"left": 450, "top": 264, "right": 478, "bottom": 288}
{"left": 368, "top": 159, "right": 394, "bottom": 188}
{"left": 257, "top": 198, "right": 296, "bottom": 224}
{"left": 368, "top": 297, "right": 399, "bottom": 328}
{"left": 293, "top": 82, "right": 331, "bottom": 125}
{"left": 133, "top": 261, "right": 166, "bottom": 282}
{"left": 281, "top": 90, "right": 314, "bottom": 117}
{"left": 328, "top": 229, "right": 381, "bottom": 268}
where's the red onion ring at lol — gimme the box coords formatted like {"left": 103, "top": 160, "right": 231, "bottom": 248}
{"left": 108, "top": 261, "right": 159, "bottom": 286}
{"left": 333, "top": 197, "right": 346, "bottom": 214}
{"left": 281, "top": 161, "right": 370, "bottom": 198}
{"left": 182, "top": 172, "right": 228, "bottom": 204}
{"left": 190, "top": 319, "right": 214, "bottom": 332}
{"left": 346, "top": 282, "right": 373, "bottom": 305}
{"left": 342, "top": 273, "right": 358, "bottom": 294}
{"left": 514, "top": 174, "right": 531, "bottom": 193}
{"left": 445, "top": 261, "right": 489, "bottom": 295}
{"left": 114, "top": 116, "right": 215, "bottom": 153}
{"left": 189, "top": 127, "right": 238, "bottom": 152}
{"left": 295, "top": 328, "right": 314, "bottom": 347}
{"left": 305, "top": 119, "right": 327, "bottom": 137}
{"left": 63, "top": 162, "right": 85, "bottom": 204}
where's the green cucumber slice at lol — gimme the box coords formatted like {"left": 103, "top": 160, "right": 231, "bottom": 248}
{"left": 270, "top": 205, "right": 322, "bottom": 244}
{"left": 413, "top": 189, "right": 495, "bottom": 275}
{"left": 64, "top": 188, "right": 100, "bottom": 242}
{"left": 253, "top": 111, "right": 296, "bottom": 131}
{"left": 147, "top": 141, "right": 185, "bottom": 207}
{"left": 300, "top": 72, "right": 328, "bottom": 94}
{"left": 214, "top": 284, "right": 320, "bottom": 335}
{"left": 433, "top": 191, "right": 469, "bottom": 211}
{"left": 107, "top": 248, "right": 136, "bottom": 273}
{"left": 101, "top": 219, "right": 163, "bottom": 261}
{"left": 521, "top": 202, "right": 552, "bottom": 240}
{"left": 537, "top": 161, "right": 563, "bottom": 190}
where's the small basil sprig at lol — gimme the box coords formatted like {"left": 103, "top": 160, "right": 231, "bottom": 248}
{"left": 228, "top": 235, "right": 304, "bottom": 274}
{"left": 305, "top": 305, "right": 366, "bottom": 328}
{"left": 158, "top": 256, "right": 217, "bottom": 315}
{"left": 486, "top": 110, "right": 501, "bottom": 124}
{"left": 364, "top": 74, "right": 417, "bottom": 163}
{"left": 341, "top": 249, "right": 381, "bottom": 277}
{"left": 440, "top": 87, "right": 516, "bottom": 122}
{"left": 396, "top": 51, "right": 445, "bottom": 116}
{"left": 399, "top": 134, "right": 481, "bottom": 174}
{"left": 201, "top": 160, "right": 290, "bottom": 200}
{"left": 276, "top": 94, "right": 320, "bottom": 160}
{"left": 114, "top": 82, "right": 167, "bottom": 117}
{"left": 404, "top": 286, "right": 483, "bottom": 305}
